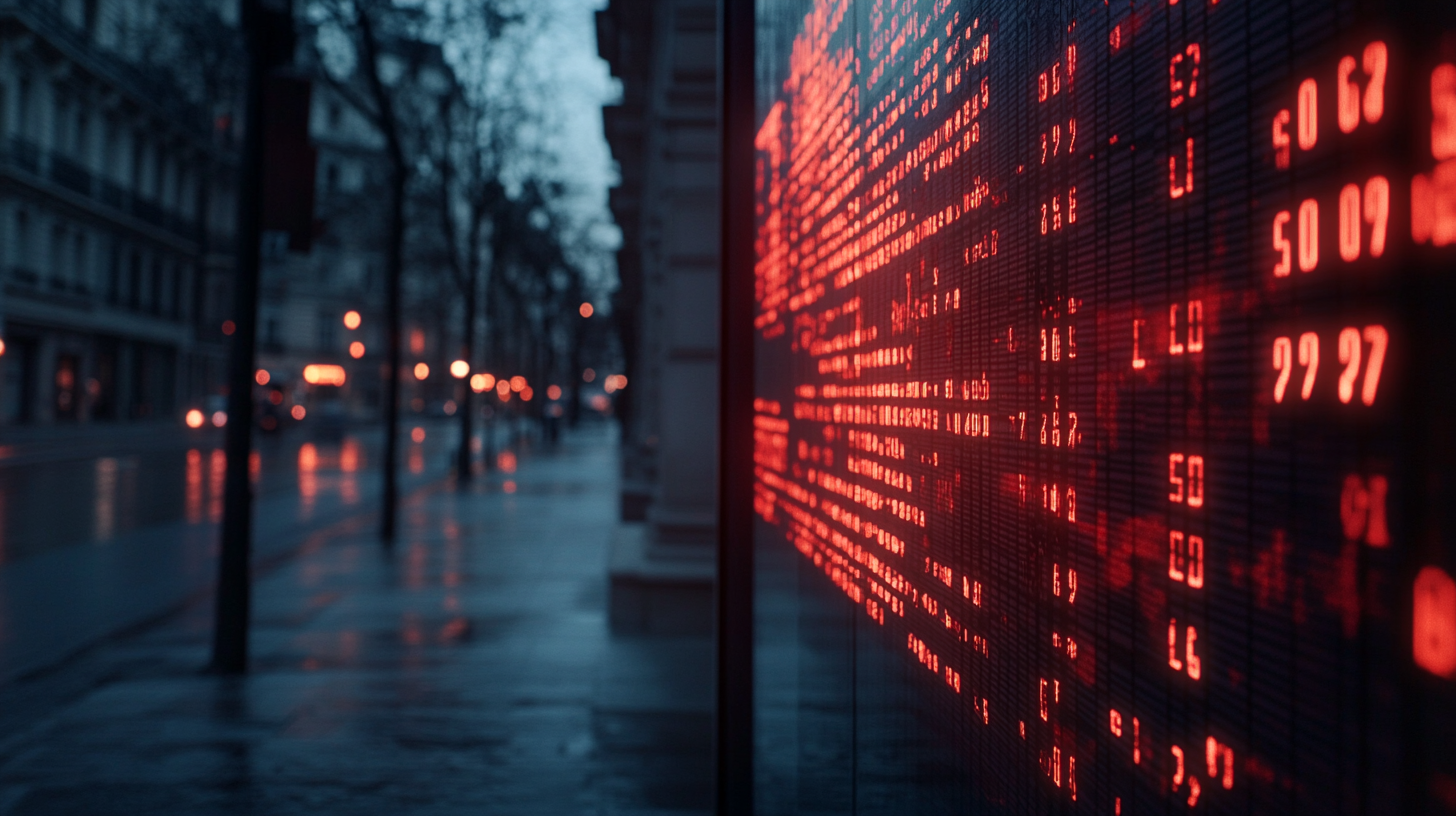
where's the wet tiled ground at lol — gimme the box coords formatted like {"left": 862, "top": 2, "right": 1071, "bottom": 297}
{"left": 0, "top": 425, "right": 712, "bottom": 815}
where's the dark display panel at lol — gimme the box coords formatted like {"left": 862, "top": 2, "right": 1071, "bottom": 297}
{"left": 750, "top": 0, "right": 1456, "bottom": 812}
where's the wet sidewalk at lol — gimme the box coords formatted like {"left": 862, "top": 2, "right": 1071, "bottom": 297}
{"left": 0, "top": 424, "right": 713, "bottom": 815}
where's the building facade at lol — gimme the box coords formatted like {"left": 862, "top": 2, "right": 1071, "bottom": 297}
{"left": 597, "top": 0, "right": 721, "bottom": 633}
{"left": 0, "top": 0, "right": 238, "bottom": 425}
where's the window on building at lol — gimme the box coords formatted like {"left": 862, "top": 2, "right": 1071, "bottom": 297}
{"left": 74, "top": 232, "right": 88, "bottom": 293}
{"left": 51, "top": 93, "right": 69, "bottom": 153}
{"left": 11, "top": 210, "right": 30, "bottom": 275}
{"left": 132, "top": 140, "right": 145, "bottom": 194}
{"left": 49, "top": 224, "right": 66, "bottom": 289}
{"left": 150, "top": 259, "right": 163, "bottom": 314}
{"left": 73, "top": 108, "right": 88, "bottom": 161}
{"left": 128, "top": 251, "right": 141, "bottom": 310}
{"left": 15, "top": 77, "right": 31, "bottom": 141}
{"left": 107, "top": 239, "right": 121, "bottom": 303}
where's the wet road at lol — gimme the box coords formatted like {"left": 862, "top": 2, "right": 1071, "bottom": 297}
{"left": 0, "top": 419, "right": 468, "bottom": 565}
{"left": 0, "top": 423, "right": 713, "bottom": 815}
{"left": 0, "top": 417, "right": 521, "bottom": 682}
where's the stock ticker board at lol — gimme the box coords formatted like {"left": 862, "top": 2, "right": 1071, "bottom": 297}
{"left": 750, "top": 0, "right": 1456, "bottom": 812}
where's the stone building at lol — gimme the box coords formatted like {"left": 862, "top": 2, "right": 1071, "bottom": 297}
{"left": 596, "top": 0, "right": 720, "bottom": 633}
{"left": 0, "top": 0, "right": 239, "bottom": 424}
{"left": 256, "top": 35, "right": 458, "bottom": 422}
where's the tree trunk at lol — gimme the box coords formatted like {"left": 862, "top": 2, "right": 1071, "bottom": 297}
{"left": 455, "top": 263, "right": 477, "bottom": 482}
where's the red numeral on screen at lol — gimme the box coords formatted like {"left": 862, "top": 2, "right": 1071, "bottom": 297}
{"left": 1169, "top": 530, "right": 1205, "bottom": 588}
{"left": 1170, "top": 138, "right": 1194, "bottom": 198}
{"left": 1169, "top": 454, "right": 1204, "bottom": 507}
{"left": 1168, "top": 620, "right": 1201, "bottom": 679}
{"left": 1274, "top": 326, "right": 1384, "bottom": 404}
{"left": 1298, "top": 78, "right": 1319, "bottom": 150}
{"left": 1170, "top": 43, "right": 1201, "bottom": 108}
{"left": 1341, "top": 473, "right": 1391, "bottom": 547}
{"left": 1338, "top": 177, "right": 1390, "bottom": 261}
{"left": 1434, "top": 64, "right": 1456, "bottom": 161}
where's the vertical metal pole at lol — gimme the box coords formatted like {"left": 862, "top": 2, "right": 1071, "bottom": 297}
{"left": 210, "top": 0, "right": 273, "bottom": 674}
{"left": 717, "top": 0, "right": 756, "bottom": 809}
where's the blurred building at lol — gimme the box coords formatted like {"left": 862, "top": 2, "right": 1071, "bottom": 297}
{"left": 597, "top": 0, "right": 720, "bottom": 633}
{"left": 260, "top": 34, "right": 459, "bottom": 423}
{"left": 0, "top": 0, "right": 238, "bottom": 425}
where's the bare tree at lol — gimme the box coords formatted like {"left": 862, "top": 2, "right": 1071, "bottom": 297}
{"left": 307, "top": 0, "right": 440, "bottom": 541}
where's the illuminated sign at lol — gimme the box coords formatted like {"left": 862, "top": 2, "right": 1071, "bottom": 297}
{"left": 751, "top": 0, "right": 1456, "bottom": 810}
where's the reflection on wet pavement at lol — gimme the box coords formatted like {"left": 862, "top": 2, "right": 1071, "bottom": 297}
{"left": 0, "top": 424, "right": 457, "bottom": 566}
{"left": 0, "top": 424, "right": 712, "bottom": 815}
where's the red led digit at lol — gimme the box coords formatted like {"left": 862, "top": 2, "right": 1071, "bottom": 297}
{"left": 1298, "top": 199, "right": 1320, "bottom": 272}
{"left": 1169, "top": 531, "right": 1186, "bottom": 582}
{"left": 1186, "top": 626, "right": 1201, "bottom": 679}
{"left": 1206, "top": 737, "right": 1235, "bottom": 789}
{"left": 1414, "top": 566, "right": 1456, "bottom": 678}
{"left": 1338, "top": 55, "right": 1361, "bottom": 134}
{"left": 1187, "top": 535, "right": 1204, "bottom": 588}
{"left": 1298, "top": 79, "right": 1319, "bottom": 150}
{"left": 1273, "top": 211, "right": 1293, "bottom": 276}
{"left": 1298, "top": 332, "right": 1320, "bottom": 400}
{"left": 1365, "top": 176, "right": 1390, "bottom": 258}
{"left": 1360, "top": 325, "right": 1388, "bottom": 406}
{"left": 1366, "top": 475, "right": 1391, "bottom": 546}
{"left": 1170, "top": 52, "right": 1185, "bottom": 107}
{"left": 1273, "top": 109, "right": 1292, "bottom": 168}
{"left": 1273, "top": 336, "right": 1293, "bottom": 403}
{"left": 1339, "top": 183, "right": 1362, "bottom": 261}
{"left": 1187, "top": 456, "right": 1204, "bottom": 508}
{"left": 1168, "top": 619, "right": 1183, "bottom": 671}
{"left": 1169, "top": 304, "right": 1184, "bottom": 355}
{"left": 1187, "top": 300, "right": 1204, "bottom": 352}
{"left": 1434, "top": 64, "right": 1456, "bottom": 160}
{"left": 1170, "top": 138, "right": 1194, "bottom": 198}
{"left": 1341, "top": 474, "right": 1371, "bottom": 540}
{"left": 1133, "top": 319, "right": 1147, "bottom": 370}
{"left": 1363, "top": 42, "right": 1387, "bottom": 124}
{"left": 1186, "top": 44, "right": 1200, "bottom": 100}
{"left": 1338, "top": 327, "right": 1362, "bottom": 403}
{"left": 1169, "top": 453, "right": 1185, "bottom": 503}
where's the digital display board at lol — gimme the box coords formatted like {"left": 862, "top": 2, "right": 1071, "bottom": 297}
{"left": 750, "top": 0, "right": 1456, "bottom": 811}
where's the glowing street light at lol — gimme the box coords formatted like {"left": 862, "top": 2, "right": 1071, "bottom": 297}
{"left": 470, "top": 373, "right": 496, "bottom": 393}
{"left": 185, "top": 409, "right": 205, "bottom": 428}
{"left": 414, "top": 362, "right": 430, "bottom": 380}
{"left": 547, "top": 385, "right": 562, "bottom": 400}
{"left": 255, "top": 369, "right": 270, "bottom": 385}
{"left": 349, "top": 341, "right": 366, "bottom": 359}
{"left": 510, "top": 375, "right": 526, "bottom": 392}
{"left": 303, "top": 364, "right": 347, "bottom": 386}
{"left": 579, "top": 302, "right": 594, "bottom": 318}
{"left": 450, "top": 359, "right": 470, "bottom": 378}
{"left": 343, "top": 310, "right": 362, "bottom": 330}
